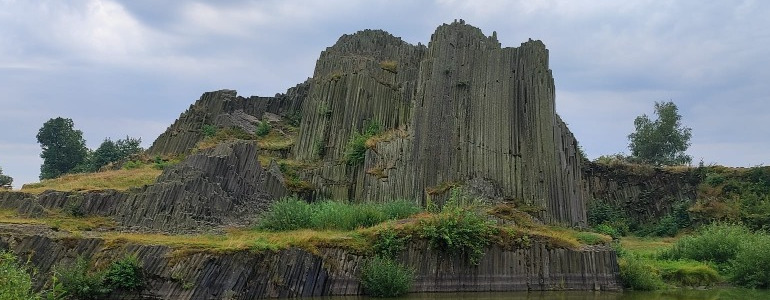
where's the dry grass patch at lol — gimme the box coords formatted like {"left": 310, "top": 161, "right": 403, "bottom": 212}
{"left": 365, "top": 127, "right": 408, "bottom": 149}
{"left": 0, "top": 209, "right": 116, "bottom": 232}
{"left": 20, "top": 166, "right": 161, "bottom": 194}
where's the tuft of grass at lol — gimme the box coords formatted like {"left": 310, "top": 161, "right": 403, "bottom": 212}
{"left": 360, "top": 256, "right": 413, "bottom": 297}
{"left": 257, "top": 197, "right": 422, "bottom": 232}
{"left": 365, "top": 127, "right": 408, "bottom": 149}
{"left": 20, "top": 166, "right": 161, "bottom": 194}
{"left": 656, "top": 259, "right": 720, "bottom": 287}
{"left": 379, "top": 60, "right": 398, "bottom": 73}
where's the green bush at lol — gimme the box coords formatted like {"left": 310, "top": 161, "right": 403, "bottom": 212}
{"left": 373, "top": 228, "right": 411, "bottom": 259}
{"left": 730, "top": 234, "right": 770, "bottom": 288}
{"left": 344, "top": 121, "right": 381, "bottom": 165}
{"left": 257, "top": 197, "right": 314, "bottom": 231}
{"left": 618, "top": 255, "right": 665, "bottom": 290}
{"left": 255, "top": 121, "right": 271, "bottom": 137}
{"left": 104, "top": 255, "right": 143, "bottom": 291}
{"left": 593, "top": 223, "right": 621, "bottom": 239}
{"left": 360, "top": 256, "right": 414, "bottom": 297}
{"left": 662, "top": 223, "right": 751, "bottom": 266}
{"left": 0, "top": 250, "right": 40, "bottom": 300}
{"left": 418, "top": 206, "right": 495, "bottom": 265}
{"left": 58, "top": 256, "right": 110, "bottom": 300}
{"left": 201, "top": 124, "right": 217, "bottom": 137}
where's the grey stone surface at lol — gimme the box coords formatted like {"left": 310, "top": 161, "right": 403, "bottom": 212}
{"left": 0, "top": 230, "right": 621, "bottom": 298}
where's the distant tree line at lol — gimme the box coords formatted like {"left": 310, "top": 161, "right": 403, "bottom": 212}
{"left": 36, "top": 117, "right": 143, "bottom": 180}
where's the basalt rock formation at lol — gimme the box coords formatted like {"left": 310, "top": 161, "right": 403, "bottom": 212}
{"left": 1, "top": 141, "right": 284, "bottom": 232}
{"left": 148, "top": 20, "right": 586, "bottom": 227}
{"left": 0, "top": 227, "right": 620, "bottom": 299}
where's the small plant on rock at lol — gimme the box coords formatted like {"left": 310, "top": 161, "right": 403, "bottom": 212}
{"left": 360, "top": 256, "right": 413, "bottom": 297}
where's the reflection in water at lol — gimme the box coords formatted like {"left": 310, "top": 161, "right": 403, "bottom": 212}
{"left": 317, "top": 289, "right": 770, "bottom": 300}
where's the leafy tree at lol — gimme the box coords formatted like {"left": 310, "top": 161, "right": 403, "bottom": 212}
{"left": 628, "top": 101, "right": 692, "bottom": 166}
{"left": 37, "top": 117, "right": 89, "bottom": 179}
{"left": 89, "top": 136, "right": 143, "bottom": 171}
{"left": 0, "top": 167, "right": 12, "bottom": 190}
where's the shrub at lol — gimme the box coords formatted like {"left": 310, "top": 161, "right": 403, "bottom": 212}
{"left": 593, "top": 223, "right": 621, "bottom": 239}
{"left": 58, "top": 256, "right": 110, "bottom": 300}
{"left": 255, "top": 121, "right": 271, "bottom": 137}
{"left": 257, "top": 197, "right": 314, "bottom": 231}
{"left": 373, "top": 228, "right": 411, "bottom": 259}
{"left": 662, "top": 223, "right": 751, "bottom": 266}
{"left": 104, "top": 255, "right": 143, "bottom": 291}
{"left": 730, "top": 234, "right": 770, "bottom": 288}
{"left": 0, "top": 250, "right": 39, "bottom": 300}
{"left": 344, "top": 121, "right": 381, "bottom": 165}
{"left": 360, "top": 256, "right": 413, "bottom": 297}
{"left": 201, "top": 124, "right": 217, "bottom": 137}
{"left": 419, "top": 206, "right": 495, "bottom": 265}
{"left": 618, "top": 255, "right": 664, "bottom": 290}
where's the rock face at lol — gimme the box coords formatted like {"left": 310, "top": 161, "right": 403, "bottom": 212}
{"left": 148, "top": 83, "right": 307, "bottom": 156}
{"left": 0, "top": 230, "right": 621, "bottom": 299}
{"left": 288, "top": 21, "right": 585, "bottom": 226}
{"left": 582, "top": 162, "right": 699, "bottom": 225}
{"left": 1, "top": 142, "right": 284, "bottom": 232}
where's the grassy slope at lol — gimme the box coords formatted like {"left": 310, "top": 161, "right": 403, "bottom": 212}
{"left": 20, "top": 165, "right": 161, "bottom": 194}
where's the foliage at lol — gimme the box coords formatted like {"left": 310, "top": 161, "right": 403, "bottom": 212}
{"left": 201, "top": 124, "right": 217, "bottom": 137}
{"left": 37, "top": 117, "right": 89, "bottom": 179}
{"left": 0, "top": 250, "right": 40, "bottom": 300}
{"left": 0, "top": 166, "right": 12, "bottom": 190}
{"left": 372, "top": 228, "right": 411, "bottom": 259}
{"left": 627, "top": 101, "right": 692, "bottom": 166}
{"left": 20, "top": 165, "right": 161, "bottom": 194}
{"left": 257, "top": 197, "right": 314, "bottom": 231}
{"left": 360, "top": 256, "right": 413, "bottom": 297}
{"left": 618, "top": 254, "right": 665, "bottom": 290}
{"left": 655, "top": 259, "right": 720, "bottom": 287}
{"left": 586, "top": 200, "right": 629, "bottom": 237}
{"left": 730, "top": 233, "right": 770, "bottom": 288}
{"left": 255, "top": 121, "right": 272, "bottom": 137}
{"left": 575, "top": 232, "right": 606, "bottom": 245}
{"left": 418, "top": 201, "right": 495, "bottom": 265}
{"left": 257, "top": 197, "right": 422, "bottom": 231}
{"left": 103, "top": 255, "right": 143, "bottom": 291}
{"left": 88, "top": 136, "right": 143, "bottom": 172}
{"left": 57, "top": 256, "right": 110, "bottom": 300}
{"left": 344, "top": 121, "right": 381, "bottom": 165}
{"left": 663, "top": 223, "right": 750, "bottom": 268}
{"left": 636, "top": 200, "right": 692, "bottom": 237}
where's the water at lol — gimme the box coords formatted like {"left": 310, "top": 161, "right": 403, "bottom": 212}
{"left": 321, "top": 289, "right": 770, "bottom": 300}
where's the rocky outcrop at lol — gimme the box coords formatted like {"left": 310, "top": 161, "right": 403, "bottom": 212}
{"left": 287, "top": 21, "right": 585, "bottom": 226}
{"left": 0, "top": 142, "right": 286, "bottom": 233}
{"left": 582, "top": 162, "right": 699, "bottom": 224}
{"left": 0, "top": 229, "right": 621, "bottom": 299}
{"left": 148, "top": 82, "right": 308, "bottom": 156}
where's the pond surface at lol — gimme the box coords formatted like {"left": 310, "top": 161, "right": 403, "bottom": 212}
{"left": 321, "top": 289, "right": 770, "bottom": 300}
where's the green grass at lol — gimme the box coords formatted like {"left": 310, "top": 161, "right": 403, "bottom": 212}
{"left": 257, "top": 197, "right": 422, "bottom": 231}
{"left": 360, "top": 256, "right": 413, "bottom": 297}
{"left": 20, "top": 165, "right": 161, "bottom": 194}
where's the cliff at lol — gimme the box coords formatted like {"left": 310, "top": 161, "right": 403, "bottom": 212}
{"left": 0, "top": 227, "right": 620, "bottom": 299}
{"left": 1, "top": 141, "right": 285, "bottom": 233}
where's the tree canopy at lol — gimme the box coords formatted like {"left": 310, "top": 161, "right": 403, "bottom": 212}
{"left": 36, "top": 117, "right": 89, "bottom": 179}
{"left": 628, "top": 101, "right": 692, "bottom": 166}
{"left": 0, "top": 167, "right": 12, "bottom": 190}
{"left": 89, "top": 137, "right": 143, "bottom": 171}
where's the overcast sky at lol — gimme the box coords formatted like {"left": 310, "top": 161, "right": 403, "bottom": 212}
{"left": 1, "top": 0, "right": 768, "bottom": 189}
